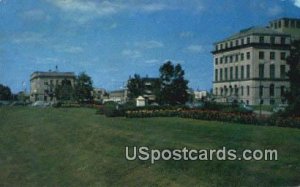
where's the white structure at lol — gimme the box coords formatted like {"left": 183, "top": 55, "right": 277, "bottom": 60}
{"left": 136, "top": 96, "right": 146, "bottom": 107}
{"left": 30, "top": 71, "right": 76, "bottom": 102}
{"left": 194, "top": 90, "right": 208, "bottom": 100}
{"left": 212, "top": 17, "right": 300, "bottom": 106}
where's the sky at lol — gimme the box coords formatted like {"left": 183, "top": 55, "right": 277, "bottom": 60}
{"left": 0, "top": 0, "right": 300, "bottom": 93}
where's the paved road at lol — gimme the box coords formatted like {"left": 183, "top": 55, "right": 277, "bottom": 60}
{"left": 253, "top": 110, "right": 273, "bottom": 116}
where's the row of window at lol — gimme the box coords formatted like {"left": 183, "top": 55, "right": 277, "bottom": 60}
{"left": 270, "top": 19, "right": 300, "bottom": 29}
{"left": 215, "top": 85, "right": 286, "bottom": 97}
{"left": 215, "top": 64, "right": 286, "bottom": 82}
{"left": 215, "top": 65, "right": 251, "bottom": 81}
{"left": 215, "top": 51, "right": 287, "bottom": 65}
{"left": 215, "top": 35, "right": 287, "bottom": 51}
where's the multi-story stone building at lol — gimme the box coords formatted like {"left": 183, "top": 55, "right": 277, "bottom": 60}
{"left": 30, "top": 71, "right": 76, "bottom": 102}
{"left": 212, "top": 18, "right": 300, "bottom": 106}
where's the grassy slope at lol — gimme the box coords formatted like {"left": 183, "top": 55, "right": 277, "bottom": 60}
{"left": 0, "top": 107, "right": 299, "bottom": 186}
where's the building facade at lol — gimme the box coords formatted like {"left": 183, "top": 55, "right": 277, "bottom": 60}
{"left": 30, "top": 71, "right": 76, "bottom": 102}
{"left": 212, "top": 18, "right": 300, "bottom": 106}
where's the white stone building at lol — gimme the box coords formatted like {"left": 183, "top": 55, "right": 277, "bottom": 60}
{"left": 30, "top": 71, "right": 76, "bottom": 102}
{"left": 212, "top": 18, "right": 300, "bottom": 106}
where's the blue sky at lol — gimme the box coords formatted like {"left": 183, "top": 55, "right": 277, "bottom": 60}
{"left": 0, "top": 0, "right": 299, "bottom": 93}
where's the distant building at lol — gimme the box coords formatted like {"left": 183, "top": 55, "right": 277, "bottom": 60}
{"left": 104, "top": 89, "right": 128, "bottom": 104}
{"left": 92, "top": 88, "right": 108, "bottom": 103}
{"left": 141, "top": 77, "right": 160, "bottom": 104}
{"left": 212, "top": 17, "right": 300, "bottom": 106}
{"left": 30, "top": 71, "right": 76, "bottom": 102}
{"left": 194, "top": 90, "right": 208, "bottom": 100}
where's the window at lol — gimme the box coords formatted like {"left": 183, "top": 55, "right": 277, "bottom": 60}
{"left": 235, "top": 66, "right": 239, "bottom": 79}
{"left": 215, "top": 58, "right": 218, "bottom": 65}
{"left": 259, "top": 36, "right": 264, "bottom": 43}
{"left": 241, "top": 53, "right": 244, "bottom": 61}
{"left": 291, "top": 20, "right": 295, "bottom": 28}
{"left": 270, "top": 36, "right": 275, "bottom": 44}
{"left": 220, "top": 57, "right": 223, "bottom": 64}
{"left": 241, "top": 66, "right": 244, "bottom": 79}
{"left": 215, "top": 88, "right": 218, "bottom": 95}
{"left": 225, "top": 68, "right": 228, "bottom": 80}
{"left": 259, "top": 64, "right": 264, "bottom": 78}
{"left": 215, "top": 69, "right": 218, "bottom": 81}
{"left": 284, "top": 20, "right": 289, "bottom": 27}
{"left": 220, "top": 69, "right": 223, "bottom": 81}
{"left": 280, "top": 52, "right": 286, "bottom": 60}
{"left": 225, "top": 43, "right": 228, "bottom": 48}
{"left": 259, "top": 51, "right": 264, "bottom": 59}
{"left": 274, "top": 22, "right": 277, "bottom": 29}
{"left": 280, "top": 65, "right": 286, "bottom": 78}
{"left": 270, "top": 64, "right": 275, "bottom": 79}
{"left": 241, "top": 86, "right": 244, "bottom": 96}
{"left": 234, "top": 85, "right": 238, "bottom": 96}
{"left": 230, "top": 67, "right": 233, "bottom": 80}
{"left": 270, "top": 99, "right": 275, "bottom": 105}
{"left": 229, "top": 86, "right": 233, "bottom": 95}
{"left": 278, "top": 21, "right": 281, "bottom": 28}
{"left": 221, "top": 88, "right": 224, "bottom": 96}
{"left": 270, "top": 52, "right": 275, "bottom": 60}
{"left": 235, "top": 40, "right": 239, "bottom": 46}
{"left": 220, "top": 44, "right": 223, "bottom": 49}
{"left": 270, "top": 84, "right": 275, "bottom": 97}
{"left": 230, "top": 56, "right": 233, "bottom": 63}
{"left": 44, "top": 81, "right": 48, "bottom": 85}
{"left": 235, "top": 54, "right": 239, "bottom": 62}
{"left": 247, "top": 86, "right": 250, "bottom": 96}
{"left": 225, "top": 56, "right": 228, "bottom": 63}
{"left": 246, "top": 52, "right": 250, "bottom": 60}
{"left": 281, "top": 86, "right": 285, "bottom": 96}
{"left": 246, "top": 65, "right": 250, "bottom": 79}
{"left": 259, "top": 85, "right": 264, "bottom": 97}
{"left": 230, "top": 41, "right": 233, "bottom": 47}
{"left": 241, "top": 38, "right": 244, "bottom": 45}
{"left": 247, "top": 37, "right": 250, "bottom": 44}
{"left": 281, "top": 37, "right": 285, "bottom": 44}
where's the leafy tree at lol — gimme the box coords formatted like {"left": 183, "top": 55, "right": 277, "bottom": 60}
{"left": 55, "top": 79, "right": 75, "bottom": 101}
{"left": 159, "top": 61, "right": 189, "bottom": 105}
{"left": 285, "top": 40, "right": 300, "bottom": 115}
{"left": 127, "top": 74, "right": 144, "bottom": 99}
{"left": 0, "top": 84, "right": 12, "bottom": 100}
{"left": 75, "top": 72, "right": 93, "bottom": 103}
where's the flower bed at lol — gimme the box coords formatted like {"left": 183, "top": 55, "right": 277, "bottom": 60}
{"left": 180, "top": 110, "right": 258, "bottom": 124}
{"left": 125, "top": 109, "right": 180, "bottom": 118}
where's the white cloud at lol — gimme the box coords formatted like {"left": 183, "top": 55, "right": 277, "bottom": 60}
{"left": 134, "top": 40, "right": 164, "bottom": 49}
{"left": 145, "top": 59, "right": 160, "bottom": 64}
{"left": 293, "top": 0, "right": 300, "bottom": 8}
{"left": 12, "top": 32, "right": 47, "bottom": 44}
{"left": 139, "top": 3, "right": 167, "bottom": 12}
{"left": 186, "top": 45, "right": 204, "bottom": 53}
{"left": 180, "top": 31, "right": 194, "bottom": 38}
{"left": 54, "top": 45, "right": 84, "bottom": 53}
{"left": 267, "top": 5, "right": 283, "bottom": 16}
{"left": 22, "top": 9, "right": 51, "bottom": 21}
{"left": 122, "top": 49, "right": 142, "bottom": 59}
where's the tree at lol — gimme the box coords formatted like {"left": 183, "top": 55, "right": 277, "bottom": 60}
{"left": 75, "top": 72, "right": 93, "bottom": 103}
{"left": 55, "top": 79, "right": 75, "bottom": 101}
{"left": 0, "top": 84, "right": 12, "bottom": 100}
{"left": 159, "top": 61, "right": 189, "bottom": 105}
{"left": 127, "top": 74, "right": 144, "bottom": 99}
{"left": 285, "top": 40, "right": 300, "bottom": 115}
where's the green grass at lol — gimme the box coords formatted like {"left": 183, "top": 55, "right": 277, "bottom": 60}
{"left": 0, "top": 107, "right": 299, "bottom": 186}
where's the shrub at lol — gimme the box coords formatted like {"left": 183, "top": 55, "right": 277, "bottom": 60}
{"left": 103, "top": 102, "right": 124, "bottom": 117}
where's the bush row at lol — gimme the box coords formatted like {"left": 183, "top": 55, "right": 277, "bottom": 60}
{"left": 180, "top": 110, "right": 258, "bottom": 124}
{"left": 125, "top": 109, "right": 180, "bottom": 118}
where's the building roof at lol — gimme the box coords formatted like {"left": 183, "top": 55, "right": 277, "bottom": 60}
{"left": 30, "top": 71, "right": 76, "bottom": 80}
{"left": 215, "top": 26, "right": 289, "bottom": 44}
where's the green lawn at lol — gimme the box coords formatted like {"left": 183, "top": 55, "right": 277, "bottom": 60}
{"left": 0, "top": 107, "right": 299, "bottom": 186}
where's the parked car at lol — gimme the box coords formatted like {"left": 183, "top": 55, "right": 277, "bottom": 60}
{"left": 238, "top": 103, "right": 254, "bottom": 113}
{"left": 273, "top": 104, "right": 288, "bottom": 113}
{"left": 185, "top": 101, "right": 205, "bottom": 109}
{"left": 31, "top": 101, "right": 51, "bottom": 107}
